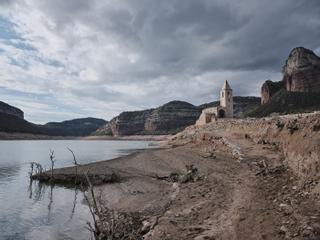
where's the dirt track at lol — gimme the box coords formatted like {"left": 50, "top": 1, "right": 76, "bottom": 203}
{"left": 153, "top": 120, "right": 320, "bottom": 240}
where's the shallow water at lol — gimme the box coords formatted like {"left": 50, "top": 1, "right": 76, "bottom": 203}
{"left": 0, "top": 140, "right": 153, "bottom": 240}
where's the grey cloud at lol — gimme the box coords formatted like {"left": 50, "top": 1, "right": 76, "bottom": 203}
{"left": 0, "top": 0, "right": 13, "bottom": 6}
{"left": 25, "top": 0, "right": 320, "bottom": 74}
{"left": 1, "top": 0, "right": 320, "bottom": 122}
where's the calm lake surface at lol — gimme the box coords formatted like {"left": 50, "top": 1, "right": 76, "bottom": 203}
{"left": 0, "top": 140, "right": 153, "bottom": 240}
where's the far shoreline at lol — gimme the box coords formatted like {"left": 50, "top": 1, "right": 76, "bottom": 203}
{"left": 0, "top": 131, "right": 171, "bottom": 141}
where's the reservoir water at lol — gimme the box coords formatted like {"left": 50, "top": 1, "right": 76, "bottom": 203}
{"left": 0, "top": 140, "right": 153, "bottom": 240}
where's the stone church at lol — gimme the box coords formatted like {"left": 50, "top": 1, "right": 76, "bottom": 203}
{"left": 196, "top": 80, "right": 233, "bottom": 126}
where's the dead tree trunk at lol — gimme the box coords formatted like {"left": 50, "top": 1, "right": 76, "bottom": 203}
{"left": 49, "top": 150, "right": 55, "bottom": 181}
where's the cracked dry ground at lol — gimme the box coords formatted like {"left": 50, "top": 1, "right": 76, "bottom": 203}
{"left": 146, "top": 133, "right": 320, "bottom": 240}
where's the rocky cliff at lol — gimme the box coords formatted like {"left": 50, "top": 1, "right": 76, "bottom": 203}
{"left": 95, "top": 101, "right": 201, "bottom": 136}
{"left": 0, "top": 101, "right": 24, "bottom": 119}
{"left": 261, "top": 80, "right": 284, "bottom": 104}
{"left": 261, "top": 47, "right": 320, "bottom": 105}
{"left": 144, "top": 101, "right": 201, "bottom": 135}
{"left": 283, "top": 47, "right": 320, "bottom": 92}
{"left": 95, "top": 97, "right": 261, "bottom": 136}
{"left": 258, "top": 47, "right": 320, "bottom": 116}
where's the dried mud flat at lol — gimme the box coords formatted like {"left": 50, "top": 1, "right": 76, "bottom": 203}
{"left": 34, "top": 112, "right": 320, "bottom": 240}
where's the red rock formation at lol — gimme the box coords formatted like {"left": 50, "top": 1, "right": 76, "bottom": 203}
{"left": 261, "top": 80, "right": 284, "bottom": 104}
{"left": 283, "top": 47, "right": 320, "bottom": 92}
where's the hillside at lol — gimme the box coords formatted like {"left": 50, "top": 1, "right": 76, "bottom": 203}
{"left": 0, "top": 110, "right": 107, "bottom": 137}
{"left": 95, "top": 97, "right": 261, "bottom": 136}
{"left": 0, "top": 112, "right": 42, "bottom": 134}
{"left": 43, "top": 118, "right": 107, "bottom": 136}
{"left": 95, "top": 101, "right": 201, "bottom": 136}
{"left": 0, "top": 101, "right": 24, "bottom": 119}
{"left": 247, "top": 89, "right": 320, "bottom": 117}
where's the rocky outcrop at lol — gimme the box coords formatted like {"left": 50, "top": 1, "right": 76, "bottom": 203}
{"left": 283, "top": 47, "right": 320, "bottom": 92}
{"left": 95, "top": 98, "right": 261, "bottom": 136}
{"left": 258, "top": 47, "right": 320, "bottom": 115}
{"left": 108, "top": 109, "right": 154, "bottom": 136}
{"left": 0, "top": 101, "right": 24, "bottom": 119}
{"left": 261, "top": 80, "right": 284, "bottom": 104}
{"left": 97, "top": 101, "right": 200, "bottom": 136}
{"left": 144, "top": 101, "right": 201, "bottom": 134}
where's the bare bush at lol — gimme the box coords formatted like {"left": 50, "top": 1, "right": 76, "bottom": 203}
{"left": 29, "top": 162, "right": 43, "bottom": 178}
{"left": 83, "top": 171, "right": 142, "bottom": 240}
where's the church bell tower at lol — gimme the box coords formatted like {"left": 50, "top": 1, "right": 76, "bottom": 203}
{"left": 220, "top": 80, "right": 233, "bottom": 118}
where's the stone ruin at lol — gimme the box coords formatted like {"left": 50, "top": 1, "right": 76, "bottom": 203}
{"left": 196, "top": 80, "right": 234, "bottom": 126}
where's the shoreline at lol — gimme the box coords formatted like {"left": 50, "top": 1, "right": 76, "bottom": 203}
{"left": 0, "top": 132, "right": 171, "bottom": 141}
{"left": 30, "top": 113, "right": 320, "bottom": 239}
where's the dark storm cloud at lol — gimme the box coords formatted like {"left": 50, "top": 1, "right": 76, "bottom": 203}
{"left": 1, "top": 0, "right": 320, "bottom": 122}
{"left": 25, "top": 0, "right": 320, "bottom": 74}
{"left": 0, "top": 0, "right": 13, "bottom": 6}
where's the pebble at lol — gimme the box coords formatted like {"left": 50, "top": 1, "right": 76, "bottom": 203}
{"left": 280, "top": 225, "right": 288, "bottom": 233}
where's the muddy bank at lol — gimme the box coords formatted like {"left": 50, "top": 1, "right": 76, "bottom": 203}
{"left": 32, "top": 113, "right": 320, "bottom": 239}
{"left": 172, "top": 111, "right": 320, "bottom": 181}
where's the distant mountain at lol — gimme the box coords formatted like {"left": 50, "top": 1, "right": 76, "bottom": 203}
{"left": 0, "top": 101, "right": 24, "bottom": 119}
{"left": 95, "top": 101, "right": 201, "bottom": 136}
{"left": 44, "top": 118, "right": 107, "bottom": 136}
{"left": 0, "top": 112, "right": 40, "bottom": 134}
{"left": 0, "top": 102, "right": 107, "bottom": 137}
{"left": 95, "top": 97, "right": 261, "bottom": 136}
{"left": 254, "top": 47, "right": 320, "bottom": 117}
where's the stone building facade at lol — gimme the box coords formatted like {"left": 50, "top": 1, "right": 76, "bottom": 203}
{"left": 196, "top": 80, "right": 233, "bottom": 126}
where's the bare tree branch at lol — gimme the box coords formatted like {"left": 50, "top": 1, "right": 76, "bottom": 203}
{"left": 67, "top": 147, "right": 80, "bottom": 166}
{"left": 67, "top": 147, "right": 81, "bottom": 184}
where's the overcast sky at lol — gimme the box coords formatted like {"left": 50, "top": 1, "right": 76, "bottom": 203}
{"left": 0, "top": 0, "right": 320, "bottom": 123}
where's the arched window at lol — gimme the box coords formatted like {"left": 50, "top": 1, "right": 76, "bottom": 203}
{"left": 222, "top": 92, "right": 224, "bottom": 98}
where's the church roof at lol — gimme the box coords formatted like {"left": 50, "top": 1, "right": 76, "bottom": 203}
{"left": 222, "top": 80, "right": 232, "bottom": 90}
